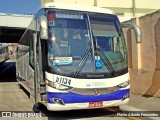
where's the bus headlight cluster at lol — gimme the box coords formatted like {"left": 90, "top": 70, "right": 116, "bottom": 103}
{"left": 117, "top": 80, "right": 130, "bottom": 88}
{"left": 45, "top": 79, "right": 73, "bottom": 91}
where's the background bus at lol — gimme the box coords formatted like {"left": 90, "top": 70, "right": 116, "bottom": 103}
{"left": 0, "top": 45, "right": 9, "bottom": 63}
{"left": 16, "top": 3, "right": 141, "bottom": 111}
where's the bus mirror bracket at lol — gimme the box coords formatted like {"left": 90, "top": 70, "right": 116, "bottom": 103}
{"left": 40, "top": 16, "right": 48, "bottom": 40}
{"left": 121, "top": 22, "right": 141, "bottom": 43}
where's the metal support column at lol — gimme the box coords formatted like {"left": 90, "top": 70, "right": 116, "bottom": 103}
{"left": 94, "top": 0, "right": 97, "bottom": 6}
{"left": 132, "top": 0, "right": 136, "bottom": 16}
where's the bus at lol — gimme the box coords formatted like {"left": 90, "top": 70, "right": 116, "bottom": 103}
{"left": 0, "top": 45, "right": 9, "bottom": 63}
{"left": 16, "top": 3, "right": 141, "bottom": 111}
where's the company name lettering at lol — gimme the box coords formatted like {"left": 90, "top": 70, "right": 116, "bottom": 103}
{"left": 87, "top": 82, "right": 106, "bottom": 87}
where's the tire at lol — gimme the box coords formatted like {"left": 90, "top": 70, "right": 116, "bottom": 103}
{"left": 18, "top": 83, "right": 23, "bottom": 89}
{"left": 33, "top": 102, "right": 42, "bottom": 112}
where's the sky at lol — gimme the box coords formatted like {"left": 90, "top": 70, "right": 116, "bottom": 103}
{"left": 0, "top": 0, "right": 40, "bottom": 14}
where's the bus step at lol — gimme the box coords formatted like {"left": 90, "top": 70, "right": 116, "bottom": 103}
{"left": 40, "top": 91, "right": 46, "bottom": 94}
{"left": 40, "top": 82, "right": 46, "bottom": 86}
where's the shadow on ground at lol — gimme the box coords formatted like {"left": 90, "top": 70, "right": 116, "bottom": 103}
{"left": 37, "top": 105, "right": 119, "bottom": 119}
{"left": 0, "top": 62, "right": 16, "bottom": 82}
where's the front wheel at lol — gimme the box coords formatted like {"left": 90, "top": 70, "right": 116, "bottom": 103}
{"left": 18, "top": 83, "right": 23, "bottom": 89}
{"left": 33, "top": 102, "right": 41, "bottom": 112}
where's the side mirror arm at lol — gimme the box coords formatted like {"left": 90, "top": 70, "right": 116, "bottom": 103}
{"left": 121, "top": 22, "right": 141, "bottom": 43}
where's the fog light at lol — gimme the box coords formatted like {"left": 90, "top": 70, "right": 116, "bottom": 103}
{"left": 53, "top": 98, "right": 65, "bottom": 106}
{"left": 122, "top": 94, "right": 129, "bottom": 101}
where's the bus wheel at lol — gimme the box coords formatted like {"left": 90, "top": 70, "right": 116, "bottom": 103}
{"left": 18, "top": 84, "right": 23, "bottom": 89}
{"left": 35, "top": 102, "right": 40, "bottom": 108}
{"left": 33, "top": 102, "right": 41, "bottom": 112}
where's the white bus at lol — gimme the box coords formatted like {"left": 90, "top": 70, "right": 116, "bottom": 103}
{"left": 16, "top": 3, "right": 141, "bottom": 111}
{"left": 0, "top": 45, "right": 9, "bottom": 63}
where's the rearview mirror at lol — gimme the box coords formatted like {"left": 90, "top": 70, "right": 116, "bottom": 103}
{"left": 121, "top": 23, "right": 141, "bottom": 43}
{"left": 40, "top": 16, "right": 48, "bottom": 40}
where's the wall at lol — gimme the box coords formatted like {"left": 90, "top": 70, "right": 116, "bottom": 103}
{"left": 41, "top": 0, "right": 159, "bottom": 17}
{"left": 123, "top": 10, "right": 160, "bottom": 97}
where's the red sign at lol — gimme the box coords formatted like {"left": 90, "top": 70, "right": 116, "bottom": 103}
{"left": 89, "top": 102, "right": 103, "bottom": 108}
{"left": 47, "top": 13, "right": 55, "bottom": 21}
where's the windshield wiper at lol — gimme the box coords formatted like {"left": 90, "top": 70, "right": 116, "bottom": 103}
{"left": 96, "top": 46, "right": 117, "bottom": 76}
{"left": 72, "top": 47, "right": 92, "bottom": 78}
{"left": 73, "top": 45, "right": 117, "bottom": 78}
{"left": 93, "top": 36, "right": 117, "bottom": 76}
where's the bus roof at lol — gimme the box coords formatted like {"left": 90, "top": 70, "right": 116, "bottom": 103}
{"left": 40, "top": 3, "right": 115, "bottom": 15}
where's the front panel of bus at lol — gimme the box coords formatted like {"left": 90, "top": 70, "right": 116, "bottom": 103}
{"left": 43, "top": 9, "right": 130, "bottom": 110}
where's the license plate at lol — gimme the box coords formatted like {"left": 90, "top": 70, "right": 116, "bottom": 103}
{"left": 89, "top": 102, "right": 103, "bottom": 108}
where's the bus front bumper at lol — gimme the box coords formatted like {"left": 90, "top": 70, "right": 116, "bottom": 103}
{"left": 46, "top": 89, "right": 130, "bottom": 111}
{"left": 47, "top": 98, "right": 129, "bottom": 111}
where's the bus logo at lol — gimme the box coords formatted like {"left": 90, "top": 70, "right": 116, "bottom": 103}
{"left": 93, "top": 89, "right": 101, "bottom": 95}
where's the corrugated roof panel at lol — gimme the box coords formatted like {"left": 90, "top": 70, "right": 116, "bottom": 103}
{"left": 0, "top": 13, "right": 33, "bottom": 28}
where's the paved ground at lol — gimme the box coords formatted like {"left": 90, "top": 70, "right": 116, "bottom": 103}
{"left": 0, "top": 82, "right": 33, "bottom": 111}
{"left": 121, "top": 94, "right": 160, "bottom": 111}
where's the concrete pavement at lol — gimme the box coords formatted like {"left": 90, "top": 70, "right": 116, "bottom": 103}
{"left": 120, "top": 93, "right": 160, "bottom": 120}
{"left": 120, "top": 93, "right": 160, "bottom": 111}
{"left": 0, "top": 82, "right": 33, "bottom": 111}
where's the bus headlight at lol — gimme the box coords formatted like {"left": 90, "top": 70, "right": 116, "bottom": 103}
{"left": 117, "top": 80, "right": 130, "bottom": 88}
{"left": 45, "top": 79, "right": 73, "bottom": 91}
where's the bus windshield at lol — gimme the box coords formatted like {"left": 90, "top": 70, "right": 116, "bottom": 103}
{"left": 47, "top": 10, "right": 127, "bottom": 77}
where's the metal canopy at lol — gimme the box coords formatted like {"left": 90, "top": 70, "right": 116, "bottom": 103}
{"left": 0, "top": 13, "right": 33, "bottom": 43}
